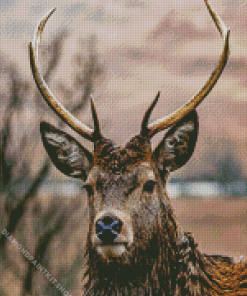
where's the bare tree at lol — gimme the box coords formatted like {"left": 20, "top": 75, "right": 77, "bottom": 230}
{"left": 0, "top": 27, "right": 102, "bottom": 295}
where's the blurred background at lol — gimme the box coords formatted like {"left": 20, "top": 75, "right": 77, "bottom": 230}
{"left": 0, "top": 0, "right": 246, "bottom": 295}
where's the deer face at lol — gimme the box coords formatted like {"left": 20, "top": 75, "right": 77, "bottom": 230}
{"left": 86, "top": 160, "right": 159, "bottom": 262}
{"left": 85, "top": 137, "right": 159, "bottom": 262}
{"left": 40, "top": 111, "right": 198, "bottom": 262}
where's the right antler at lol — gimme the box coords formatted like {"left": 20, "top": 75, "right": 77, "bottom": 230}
{"left": 141, "top": 0, "right": 230, "bottom": 138}
{"left": 29, "top": 8, "right": 101, "bottom": 141}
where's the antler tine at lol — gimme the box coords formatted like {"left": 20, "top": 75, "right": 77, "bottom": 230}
{"left": 141, "top": 92, "right": 160, "bottom": 137}
{"left": 29, "top": 8, "right": 98, "bottom": 142}
{"left": 144, "top": 0, "right": 230, "bottom": 138}
{"left": 90, "top": 94, "right": 101, "bottom": 139}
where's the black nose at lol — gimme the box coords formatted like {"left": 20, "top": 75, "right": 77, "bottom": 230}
{"left": 96, "top": 216, "right": 122, "bottom": 244}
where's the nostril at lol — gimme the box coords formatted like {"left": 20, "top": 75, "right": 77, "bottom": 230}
{"left": 96, "top": 221, "right": 104, "bottom": 234}
{"left": 111, "top": 220, "right": 122, "bottom": 234}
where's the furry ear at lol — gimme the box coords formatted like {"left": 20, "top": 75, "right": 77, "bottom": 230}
{"left": 153, "top": 110, "right": 198, "bottom": 176}
{"left": 40, "top": 121, "right": 93, "bottom": 180}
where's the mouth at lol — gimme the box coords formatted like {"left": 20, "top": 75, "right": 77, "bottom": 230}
{"left": 95, "top": 242, "right": 128, "bottom": 261}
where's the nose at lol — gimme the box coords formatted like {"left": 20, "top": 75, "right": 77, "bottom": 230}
{"left": 96, "top": 216, "right": 122, "bottom": 244}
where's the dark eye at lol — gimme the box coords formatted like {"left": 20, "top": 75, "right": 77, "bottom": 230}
{"left": 83, "top": 184, "right": 94, "bottom": 195}
{"left": 143, "top": 180, "right": 156, "bottom": 193}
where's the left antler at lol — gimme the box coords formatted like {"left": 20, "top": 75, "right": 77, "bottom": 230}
{"left": 141, "top": 0, "right": 230, "bottom": 138}
{"left": 29, "top": 8, "right": 101, "bottom": 141}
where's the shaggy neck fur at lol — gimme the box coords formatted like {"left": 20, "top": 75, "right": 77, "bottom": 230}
{"left": 82, "top": 200, "right": 247, "bottom": 296}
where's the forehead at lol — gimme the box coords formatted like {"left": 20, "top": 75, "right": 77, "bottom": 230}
{"left": 89, "top": 162, "right": 155, "bottom": 186}
{"left": 93, "top": 135, "right": 153, "bottom": 175}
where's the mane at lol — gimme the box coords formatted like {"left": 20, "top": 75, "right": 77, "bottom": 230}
{"left": 82, "top": 228, "right": 247, "bottom": 296}
{"left": 176, "top": 232, "right": 247, "bottom": 295}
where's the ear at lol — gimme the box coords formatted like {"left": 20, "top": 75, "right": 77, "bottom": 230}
{"left": 153, "top": 110, "right": 198, "bottom": 175}
{"left": 40, "top": 121, "right": 93, "bottom": 180}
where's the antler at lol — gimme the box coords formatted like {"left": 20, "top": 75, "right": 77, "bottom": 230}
{"left": 141, "top": 0, "right": 230, "bottom": 138}
{"left": 29, "top": 8, "right": 101, "bottom": 141}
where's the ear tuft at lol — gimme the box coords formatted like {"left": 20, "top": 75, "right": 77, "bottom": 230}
{"left": 40, "top": 121, "right": 92, "bottom": 180}
{"left": 154, "top": 111, "right": 198, "bottom": 175}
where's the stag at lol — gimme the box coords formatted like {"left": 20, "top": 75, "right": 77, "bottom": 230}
{"left": 29, "top": 1, "right": 246, "bottom": 295}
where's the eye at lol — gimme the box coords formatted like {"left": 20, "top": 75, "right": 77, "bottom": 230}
{"left": 83, "top": 184, "right": 94, "bottom": 195}
{"left": 143, "top": 180, "right": 156, "bottom": 193}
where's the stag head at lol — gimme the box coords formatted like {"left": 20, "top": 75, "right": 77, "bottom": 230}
{"left": 30, "top": 0, "right": 230, "bottom": 285}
